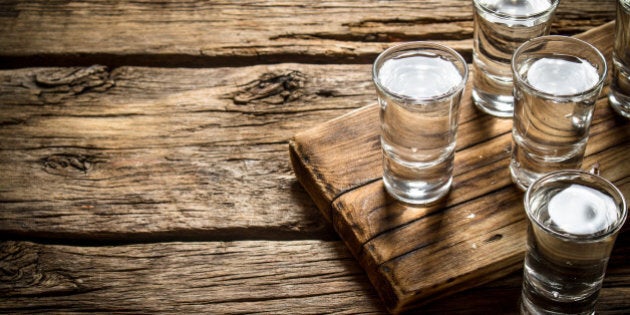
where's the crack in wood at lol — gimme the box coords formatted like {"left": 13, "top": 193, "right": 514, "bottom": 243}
{"left": 271, "top": 30, "right": 470, "bottom": 42}
{"left": 269, "top": 17, "right": 472, "bottom": 43}
{"left": 0, "top": 118, "right": 26, "bottom": 127}
{"left": 231, "top": 70, "right": 306, "bottom": 105}
{"left": 344, "top": 16, "right": 471, "bottom": 28}
{"left": 485, "top": 234, "right": 503, "bottom": 243}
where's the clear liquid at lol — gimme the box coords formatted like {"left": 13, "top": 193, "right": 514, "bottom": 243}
{"left": 531, "top": 184, "right": 620, "bottom": 236}
{"left": 609, "top": 0, "right": 630, "bottom": 118}
{"left": 522, "top": 182, "right": 622, "bottom": 314}
{"left": 472, "top": 0, "right": 556, "bottom": 117}
{"left": 510, "top": 56, "right": 600, "bottom": 190}
{"left": 526, "top": 57, "right": 599, "bottom": 95}
{"left": 378, "top": 53, "right": 463, "bottom": 204}
{"left": 479, "top": 0, "right": 555, "bottom": 22}
{"left": 378, "top": 54, "right": 463, "bottom": 98}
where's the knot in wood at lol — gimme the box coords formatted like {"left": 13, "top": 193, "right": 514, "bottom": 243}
{"left": 29, "top": 65, "right": 115, "bottom": 103}
{"left": 0, "top": 242, "right": 80, "bottom": 296}
{"left": 0, "top": 242, "right": 38, "bottom": 291}
{"left": 42, "top": 154, "right": 95, "bottom": 175}
{"left": 233, "top": 70, "right": 306, "bottom": 105}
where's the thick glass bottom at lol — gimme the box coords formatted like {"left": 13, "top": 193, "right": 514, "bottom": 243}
{"left": 472, "top": 88, "right": 514, "bottom": 118}
{"left": 609, "top": 90, "right": 630, "bottom": 119}
{"left": 383, "top": 175, "right": 452, "bottom": 205}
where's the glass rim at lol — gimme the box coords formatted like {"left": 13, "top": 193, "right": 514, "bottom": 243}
{"left": 511, "top": 35, "right": 608, "bottom": 99}
{"left": 473, "top": 0, "right": 560, "bottom": 20}
{"left": 372, "top": 41, "right": 469, "bottom": 103}
{"left": 524, "top": 170, "right": 628, "bottom": 242}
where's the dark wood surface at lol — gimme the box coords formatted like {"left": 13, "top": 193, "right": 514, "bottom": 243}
{"left": 0, "top": 1, "right": 627, "bottom": 314}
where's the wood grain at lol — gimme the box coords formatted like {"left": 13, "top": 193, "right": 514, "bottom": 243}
{"left": 2, "top": 235, "right": 629, "bottom": 314}
{"left": 290, "top": 21, "right": 630, "bottom": 313}
{"left": 0, "top": 64, "right": 379, "bottom": 240}
{"left": 0, "top": 240, "right": 384, "bottom": 313}
{"left": 0, "top": 1, "right": 627, "bottom": 314}
{"left": 0, "top": 0, "right": 615, "bottom": 67}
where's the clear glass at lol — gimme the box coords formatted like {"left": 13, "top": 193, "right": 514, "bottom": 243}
{"left": 373, "top": 42, "right": 468, "bottom": 205}
{"left": 521, "top": 170, "right": 627, "bottom": 315}
{"left": 472, "top": 0, "right": 559, "bottom": 118}
{"left": 510, "top": 36, "right": 607, "bottom": 190}
{"left": 609, "top": 0, "right": 630, "bottom": 119}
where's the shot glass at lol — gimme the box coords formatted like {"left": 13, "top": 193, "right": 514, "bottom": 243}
{"left": 472, "top": 0, "right": 559, "bottom": 118}
{"left": 510, "top": 36, "right": 607, "bottom": 191}
{"left": 521, "top": 170, "right": 627, "bottom": 315}
{"left": 609, "top": 0, "right": 630, "bottom": 119}
{"left": 373, "top": 42, "right": 468, "bottom": 205}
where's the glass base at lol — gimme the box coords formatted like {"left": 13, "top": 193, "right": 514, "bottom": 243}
{"left": 609, "top": 91, "right": 630, "bottom": 119}
{"left": 521, "top": 286, "right": 598, "bottom": 315}
{"left": 520, "top": 294, "right": 595, "bottom": 315}
{"left": 383, "top": 175, "right": 452, "bottom": 205}
{"left": 510, "top": 159, "right": 539, "bottom": 191}
{"left": 472, "top": 88, "right": 514, "bottom": 118}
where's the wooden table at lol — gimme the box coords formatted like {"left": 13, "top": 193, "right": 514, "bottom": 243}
{"left": 0, "top": 1, "right": 628, "bottom": 314}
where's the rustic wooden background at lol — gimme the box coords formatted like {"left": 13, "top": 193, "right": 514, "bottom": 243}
{"left": 0, "top": 1, "right": 626, "bottom": 314}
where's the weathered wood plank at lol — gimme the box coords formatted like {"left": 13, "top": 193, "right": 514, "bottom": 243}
{"left": 0, "top": 240, "right": 385, "bottom": 313}
{"left": 0, "top": 63, "right": 380, "bottom": 240}
{"left": 0, "top": 0, "right": 614, "bottom": 67}
{"left": 289, "top": 22, "right": 630, "bottom": 313}
{"left": 0, "top": 1, "right": 623, "bottom": 314}
{"left": 2, "top": 237, "right": 629, "bottom": 314}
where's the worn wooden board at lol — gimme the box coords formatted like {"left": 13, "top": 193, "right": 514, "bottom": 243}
{"left": 0, "top": 1, "right": 626, "bottom": 314}
{"left": 290, "top": 21, "right": 630, "bottom": 313}
{"left": 0, "top": 240, "right": 385, "bottom": 313}
{"left": 0, "top": 0, "right": 614, "bottom": 67}
{"left": 2, "top": 236, "right": 629, "bottom": 314}
{"left": 0, "top": 64, "right": 381, "bottom": 240}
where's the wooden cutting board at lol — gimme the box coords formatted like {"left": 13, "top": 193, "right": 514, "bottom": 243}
{"left": 290, "top": 22, "right": 629, "bottom": 314}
